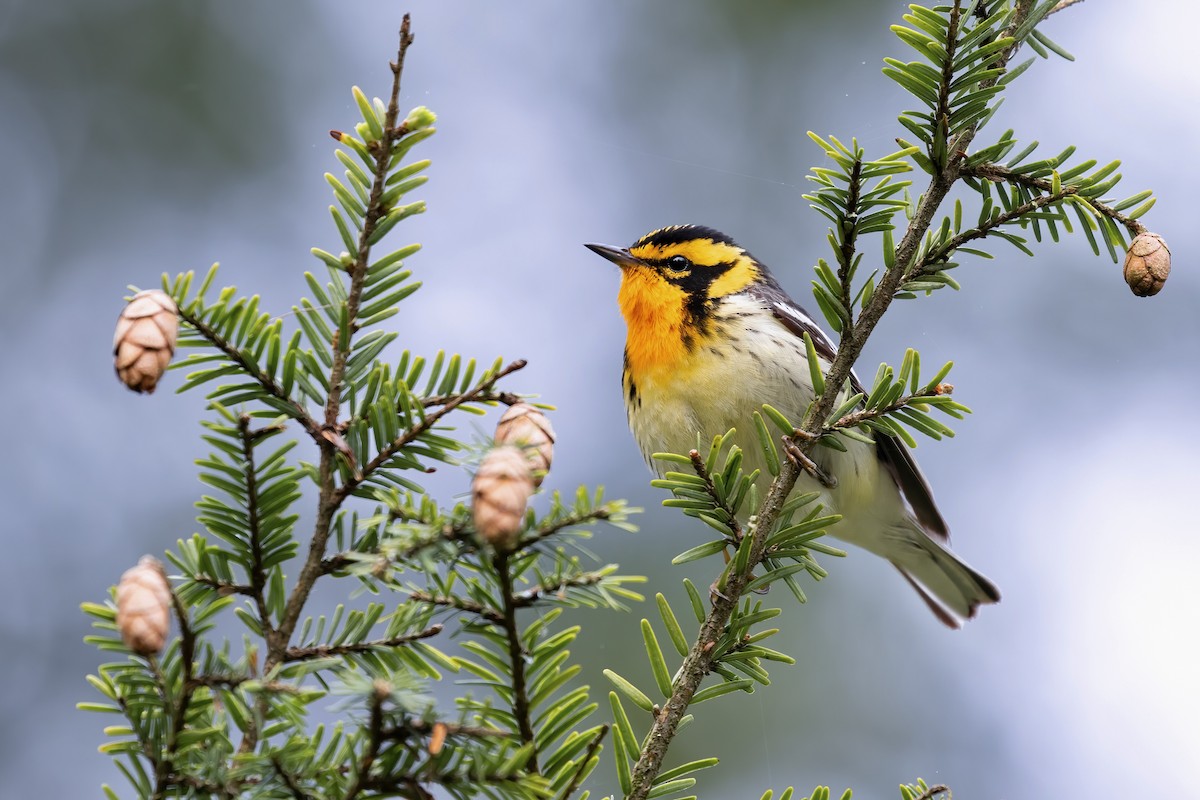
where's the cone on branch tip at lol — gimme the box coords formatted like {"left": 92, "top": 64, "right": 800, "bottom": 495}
{"left": 472, "top": 445, "right": 535, "bottom": 551}
{"left": 116, "top": 556, "right": 172, "bottom": 657}
{"left": 113, "top": 289, "right": 179, "bottom": 393}
{"left": 494, "top": 403, "right": 555, "bottom": 486}
{"left": 1123, "top": 232, "right": 1171, "bottom": 297}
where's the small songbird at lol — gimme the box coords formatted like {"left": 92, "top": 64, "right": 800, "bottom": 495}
{"left": 586, "top": 225, "right": 999, "bottom": 627}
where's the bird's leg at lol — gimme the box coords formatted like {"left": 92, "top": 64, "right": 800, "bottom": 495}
{"left": 783, "top": 435, "right": 838, "bottom": 489}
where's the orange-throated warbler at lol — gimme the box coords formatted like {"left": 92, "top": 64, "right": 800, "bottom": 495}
{"left": 586, "top": 225, "right": 999, "bottom": 627}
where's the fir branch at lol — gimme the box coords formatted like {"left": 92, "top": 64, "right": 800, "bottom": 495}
{"left": 272, "top": 756, "right": 317, "bottom": 800}
{"left": 343, "top": 688, "right": 386, "bottom": 800}
{"left": 238, "top": 414, "right": 276, "bottom": 638}
{"left": 626, "top": 2, "right": 1044, "bottom": 796}
{"left": 688, "top": 450, "right": 745, "bottom": 542}
{"left": 335, "top": 358, "right": 528, "bottom": 503}
{"left": 283, "top": 624, "right": 443, "bottom": 662}
{"left": 151, "top": 591, "right": 199, "bottom": 799}
{"left": 268, "top": 17, "right": 417, "bottom": 700}
{"left": 964, "top": 160, "right": 1146, "bottom": 235}
{"left": 837, "top": 157, "right": 863, "bottom": 319}
{"left": 186, "top": 673, "right": 248, "bottom": 690}
{"left": 521, "top": 507, "right": 615, "bottom": 546}
{"left": 914, "top": 784, "right": 952, "bottom": 800}
{"left": 176, "top": 306, "right": 323, "bottom": 442}
{"left": 827, "top": 385, "right": 953, "bottom": 430}
{"left": 920, "top": 183, "right": 1075, "bottom": 267}
{"left": 380, "top": 718, "right": 511, "bottom": 741}
{"left": 421, "top": 388, "right": 523, "bottom": 408}
{"left": 557, "top": 725, "right": 607, "bottom": 800}
{"left": 495, "top": 551, "right": 539, "bottom": 772}
{"left": 512, "top": 573, "right": 606, "bottom": 608}
{"left": 408, "top": 590, "right": 505, "bottom": 624}
{"left": 192, "top": 576, "right": 255, "bottom": 596}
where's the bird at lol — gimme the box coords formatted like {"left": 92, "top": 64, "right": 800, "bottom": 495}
{"left": 585, "top": 224, "right": 999, "bottom": 627}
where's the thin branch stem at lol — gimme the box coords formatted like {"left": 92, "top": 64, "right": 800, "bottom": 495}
{"left": 409, "top": 590, "right": 505, "bottom": 623}
{"left": 335, "top": 359, "right": 527, "bottom": 503}
{"left": 238, "top": 415, "right": 276, "bottom": 637}
{"left": 688, "top": 450, "right": 745, "bottom": 542}
{"left": 176, "top": 307, "right": 323, "bottom": 442}
{"left": 267, "top": 18, "right": 416, "bottom": 696}
{"left": 494, "top": 551, "right": 539, "bottom": 772}
{"left": 925, "top": 184, "right": 1076, "bottom": 265}
{"left": 914, "top": 784, "right": 952, "bottom": 800}
{"left": 151, "top": 591, "right": 198, "bottom": 799}
{"left": 828, "top": 385, "right": 954, "bottom": 431}
{"left": 965, "top": 161, "right": 1146, "bottom": 235}
{"left": 557, "top": 726, "right": 607, "bottom": 800}
{"left": 512, "top": 573, "right": 605, "bottom": 608}
{"left": 836, "top": 157, "right": 863, "bottom": 321}
{"left": 343, "top": 689, "right": 386, "bottom": 800}
{"left": 283, "top": 624, "right": 443, "bottom": 662}
{"left": 272, "top": 757, "right": 317, "bottom": 800}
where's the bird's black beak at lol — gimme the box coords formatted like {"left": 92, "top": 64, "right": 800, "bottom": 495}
{"left": 584, "top": 242, "right": 642, "bottom": 270}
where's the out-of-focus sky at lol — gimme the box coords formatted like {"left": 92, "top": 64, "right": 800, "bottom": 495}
{"left": 1, "top": 1, "right": 1196, "bottom": 797}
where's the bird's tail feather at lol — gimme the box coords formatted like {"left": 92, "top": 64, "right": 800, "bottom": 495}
{"left": 889, "top": 526, "right": 1000, "bottom": 629}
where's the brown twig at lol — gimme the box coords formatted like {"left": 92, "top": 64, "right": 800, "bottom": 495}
{"left": 175, "top": 307, "right": 323, "bottom": 443}
{"left": 343, "top": 688, "right": 386, "bottom": 800}
{"left": 964, "top": 161, "right": 1146, "bottom": 236}
{"left": 557, "top": 726, "right": 607, "bottom": 800}
{"left": 494, "top": 551, "right": 538, "bottom": 772}
{"left": 408, "top": 590, "right": 505, "bottom": 623}
{"left": 335, "top": 359, "right": 527, "bottom": 503}
{"left": 687, "top": 450, "right": 745, "bottom": 542}
{"left": 283, "top": 624, "right": 443, "bottom": 662}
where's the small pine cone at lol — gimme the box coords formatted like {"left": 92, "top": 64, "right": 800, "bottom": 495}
{"left": 1123, "top": 232, "right": 1171, "bottom": 297}
{"left": 472, "top": 445, "right": 534, "bottom": 551}
{"left": 113, "top": 289, "right": 179, "bottom": 393}
{"left": 116, "top": 556, "right": 173, "bottom": 657}
{"left": 494, "top": 403, "right": 555, "bottom": 486}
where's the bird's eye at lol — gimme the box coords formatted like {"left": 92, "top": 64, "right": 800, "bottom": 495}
{"left": 666, "top": 255, "right": 691, "bottom": 270}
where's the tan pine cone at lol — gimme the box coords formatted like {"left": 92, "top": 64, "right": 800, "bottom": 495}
{"left": 114, "top": 289, "right": 179, "bottom": 393}
{"left": 116, "top": 556, "right": 173, "bottom": 657}
{"left": 494, "top": 403, "right": 555, "bottom": 486}
{"left": 1123, "top": 232, "right": 1171, "bottom": 297}
{"left": 472, "top": 445, "right": 534, "bottom": 551}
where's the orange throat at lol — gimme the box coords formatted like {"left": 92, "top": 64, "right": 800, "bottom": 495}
{"left": 617, "top": 266, "right": 693, "bottom": 380}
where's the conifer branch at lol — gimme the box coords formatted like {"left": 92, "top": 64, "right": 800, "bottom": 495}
{"left": 176, "top": 306, "right": 323, "bottom": 442}
{"left": 238, "top": 414, "right": 276, "bottom": 638}
{"left": 334, "top": 358, "right": 528, "bottom": 503}
{"left": 964, "top": 161, "right": 1147, "bottom": 234}
{"left": 408, "top": 590, "right": 505, "bottom": 623}
{"left": 921, "top": 186, "right": 1075, "bottom": 267}
{"left": 342, "top": 689, "right": 386, "bottom": 800}
{"left": 283, "top": 625, "right": 443, "bottom": 662}
{"left": 495, "top": 551, "right": 539, "bottom": 772}
{"left": 627, "top": 2, "right": 1043, "bottom": 796}
{"left": 268, "top": 19, "right": 417, "bottom": 700}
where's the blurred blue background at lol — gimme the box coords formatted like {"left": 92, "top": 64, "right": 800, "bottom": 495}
{"left": 2, "top": 1, "right": 1196, "bottom": 797}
